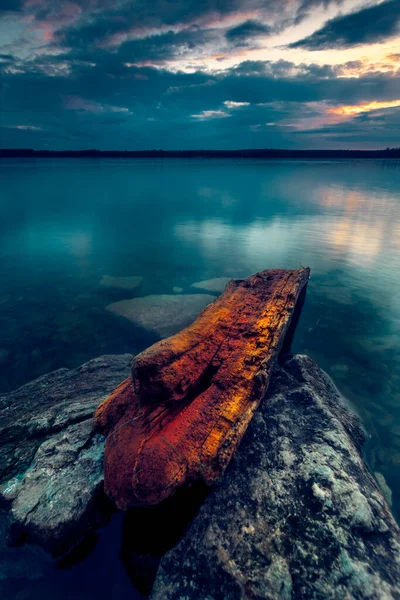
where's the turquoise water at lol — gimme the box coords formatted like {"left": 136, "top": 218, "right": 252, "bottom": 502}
{"left": 1, "top": 158, "right": 400, "bottom": 594}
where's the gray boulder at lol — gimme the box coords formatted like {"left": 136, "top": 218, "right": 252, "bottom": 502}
{"left": 0, "top": 354, "right": 132, "bottom": 556}
{"left": 151, "top": 355, "right": 400, "bottom": 600}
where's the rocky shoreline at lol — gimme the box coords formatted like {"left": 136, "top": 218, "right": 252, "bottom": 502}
{"left": 152, "top": 354, "right": 400, "bottom": 599}
{"left": 1, "top": 268, "right": 399, "bottom": 599}
{"left": 0, "top": 354, "right": 132, "bottom": 556}
{"left": 1, "top": 351, "right": 399, "bottom": 598}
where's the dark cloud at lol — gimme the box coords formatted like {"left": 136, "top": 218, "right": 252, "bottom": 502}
{"left": 55, "top": 0, "right": 250, "bottom": 49}
{"left": 292, "top": 105, "right": 400, "bottom": 148}
{"left": 42, "top": 0, "right": 339, "bottom": 50}
{"left": 0, "top": 0, "right": 399, "bottom": 149}
{"left": 1, "top": 45, "right": 399, "bottom": 149}
{"left": 225, "top": 20, "right": 272, "bottom": 46}
{"left": 290, "top": 0, "right": 400, "bottom": 50}
{"left": 0, "top": 0, "right": 23, "bottom": 13}
{"left": 115, "top": 27, "right": 217, "bottom": 64}
{"left": 293, "top": 0, "right": 343, "bottom": 24}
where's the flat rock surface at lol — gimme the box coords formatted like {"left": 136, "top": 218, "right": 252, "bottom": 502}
{"left": 99, "top": 275, "right": 143, "bottom": 290}
{"left": 106, "top": 294, "right": 215, "bottom": 338}
{"left": 151, "top": 355, "right": 400, "bottom": 600}
{"left": 0, "top": 354, "right": 132, "bottom": 556}
{"left": 190, "top": 277, "right": 233, "bottom": 292}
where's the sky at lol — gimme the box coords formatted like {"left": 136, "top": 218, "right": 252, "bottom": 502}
{"left": 0, "top": 0, "right": 399, "bottom": 150}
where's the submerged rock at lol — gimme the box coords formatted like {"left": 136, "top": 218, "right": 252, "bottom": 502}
{"left": 151, "top": 355, "right": 400, "bottom": 600}
{"left": 191, "top": 277, "right": 232, "bottom": 292}
{"left": 99, "top": 275, "right": 143, "bottom": 291}
{"left": 0, "top": 354, "right": 132, "bottom": 556}
{"left": 375, "top": 472, "right": 393, "bottom": 507}
{"left": 106, "top": 294, "right": 215, "bottom": 339}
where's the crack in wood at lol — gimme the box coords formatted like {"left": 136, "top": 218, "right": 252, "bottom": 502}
{"left": 95, "top": 268, "right": 310, "bottom": 509}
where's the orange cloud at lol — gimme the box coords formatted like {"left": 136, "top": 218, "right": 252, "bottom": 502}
{"left": 330, "top": 99, "right": 400, "bottom": 116}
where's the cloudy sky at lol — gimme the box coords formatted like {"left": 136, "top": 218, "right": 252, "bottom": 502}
{"left": 0, "top": 0, "right": 399, "bottom": 149}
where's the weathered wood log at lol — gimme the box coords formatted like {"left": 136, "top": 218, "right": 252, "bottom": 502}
{"left": 95, "top": 268, "right": 310, "bottom": 509}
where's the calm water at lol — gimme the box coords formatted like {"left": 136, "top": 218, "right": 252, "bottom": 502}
{"left": 1, "top": 158, "right": 400, "bottom": 596}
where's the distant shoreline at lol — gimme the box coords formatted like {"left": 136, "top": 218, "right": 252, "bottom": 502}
{"left": 1, "top": 148, "right": 400, "bottom": 159}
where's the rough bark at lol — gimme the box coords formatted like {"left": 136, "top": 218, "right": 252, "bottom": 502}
{"left": 95, "top": 268, "right": 310, "bottom": 509}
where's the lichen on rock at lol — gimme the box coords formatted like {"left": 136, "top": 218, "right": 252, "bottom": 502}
{"left": 0, "top": 354, "right": 132, "bottom": 556}
{"left": 151, "top": 355, "right": 400, "bottom": 600}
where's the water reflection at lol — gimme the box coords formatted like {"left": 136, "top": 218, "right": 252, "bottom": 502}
{"left": 0, "top": 158, "right": 400, "bottom": 525}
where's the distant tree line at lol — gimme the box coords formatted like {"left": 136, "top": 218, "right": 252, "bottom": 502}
{"left": 1, "top": 148, "right": 400, "bottom": 159}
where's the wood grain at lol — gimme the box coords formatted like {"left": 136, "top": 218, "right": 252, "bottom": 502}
{"left": 95, "top": 268, "right": 310, "bottom": 508}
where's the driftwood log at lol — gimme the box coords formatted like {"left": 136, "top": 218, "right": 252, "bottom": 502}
{"left": 95, "top": 268, "right": 310, "bottom": 508}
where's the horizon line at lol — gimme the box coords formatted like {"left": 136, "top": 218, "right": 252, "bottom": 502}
{"left": 1, "top": 147, "right": 400, "bottom": 156}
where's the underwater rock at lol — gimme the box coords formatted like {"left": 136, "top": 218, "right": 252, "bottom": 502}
{"left": 190, "top": 277, "right": 233, "bottom": 293}
{"left": 330, "top": 362, "right": 350, "bottom": 377}
{"left": 99, "top": 275, "right": 143, "bottom": 291}
{"left": 374, "top": 472, "right": 393, "bottom": 507}
{"left": 0, "top": 354, "right": 132, "bottom": 556}
{"left": 96, "top": 268, "right": 310, "bottom": 508}
{"left": 106, "top": 293, "right": 216, "bottom": 338}
{"left": 151, "top": 354, "right": 400, "bottom": 600}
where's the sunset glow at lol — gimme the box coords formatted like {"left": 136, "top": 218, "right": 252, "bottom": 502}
{"left": 331, "top": 100, "right": 400, "bottom": 116}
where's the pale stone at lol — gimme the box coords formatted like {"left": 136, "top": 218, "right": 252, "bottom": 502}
{"left": 107, "top": 294, "right": 215, "bottom": 338}
{"left": 191, "top": 277, "right": 233, "bottom": 293}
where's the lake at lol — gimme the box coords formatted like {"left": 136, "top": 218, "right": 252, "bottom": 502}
{"left": 1, "top": 157, "right": 400, "bottom": 596}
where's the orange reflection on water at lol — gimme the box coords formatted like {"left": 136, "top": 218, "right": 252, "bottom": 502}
{"left": 328, "top": 217, "right": 386, "bottom": 267}
{"left": 318, "top": 189, "right": 371, "bottom": 213}
{"left": 315, "top": 185, "right": 400, "bottom": 266}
